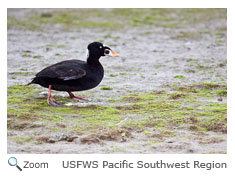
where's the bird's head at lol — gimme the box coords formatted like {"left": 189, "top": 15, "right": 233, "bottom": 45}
{"left": 86, "top": 42, "right": 120, "bottom": 61}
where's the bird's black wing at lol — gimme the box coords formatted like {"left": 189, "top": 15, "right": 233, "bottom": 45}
{"left": 36, "top": 60, "right": 86, "bottom": 81}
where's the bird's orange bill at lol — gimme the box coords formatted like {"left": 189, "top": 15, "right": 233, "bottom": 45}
{"left": 110, "top": 49, "right": 120, "bottom": 57}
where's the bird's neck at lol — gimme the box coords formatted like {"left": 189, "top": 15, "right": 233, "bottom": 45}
{"left": 87, "top": 55, "right": 101, "bottom": 65}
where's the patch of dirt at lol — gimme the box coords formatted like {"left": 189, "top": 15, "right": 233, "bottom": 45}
{"left": 81, "top": 129, "right": 132, "bottom": 144}
{"left": 196, "top": 83, "right": 226, "bottom": 90}
{"left": 175, "top": 86, "right": 198, "bottom": 93}
{"left": 80, "top": 134, "right": 101, "bottom": 144}
{"left": 169, "top": 93, "right": 187, "bottom": 99}
{"left": 116, "top": 104, "right": 143, "bottom": 110}
{"left": 8, "top": 119, "right": 44, "bottom": 130}
{"left": 122, "top": 96, "right": 143, "bottom": 102}
{"left": 199, "top": 137, "right": 225, "bottom": 144}
{"left": 189, "top": 125, "right": 198, "bottom": 131}
{"left": 56, "top": 123, "right": 66, "bottom": 128}
{"left": 152, "top": 90, "right": 166, "bottom": 94}
{"left": 36, "top": 133, "right": 78, "bottom": 143}
{"left": 207, "top": 121, "right": 227, "bottom": 133}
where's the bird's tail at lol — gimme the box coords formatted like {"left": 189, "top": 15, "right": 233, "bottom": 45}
{"left": 25, "top": 82, "right": 32, "bottom": 86}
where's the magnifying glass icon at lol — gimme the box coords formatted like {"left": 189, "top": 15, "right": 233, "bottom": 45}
{"left": 8, "top": 157, "right": 22, "bottom": 171}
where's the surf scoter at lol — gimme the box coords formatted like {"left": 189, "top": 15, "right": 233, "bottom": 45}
{"left": 27, "top": 42, "right": 119, "bottom": 106}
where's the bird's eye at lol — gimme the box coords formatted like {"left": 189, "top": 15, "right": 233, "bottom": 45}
{"left": 105, "top": 50, "right": 110, "bottom": 55}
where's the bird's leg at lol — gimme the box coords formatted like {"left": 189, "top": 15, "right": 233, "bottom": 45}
{"left": 47, "top": 85, "right": 61, "bottom": 106}
{"left": 68, "top": 92, "right": 91, "bottom": 102}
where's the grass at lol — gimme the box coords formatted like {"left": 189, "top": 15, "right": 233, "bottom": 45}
{"left": 104, "top": 34, "right": 120, "bottom": 40}
{"left": 100, "top": 86, "right": 113, "bottom": 90}
{"left": 7, "top": 82, "right": 227, "bottom": 146}
{"left": 215, "top": 39, "right": 226, "bottom": 43}
{"left": 33, "top": 55, "right": 43, "bottom": 58}
{"left": 200, "top": 82, "right": 226, "bottom": 90}
{"left": 154, "top": 64, "right": 162, "bottom": 69}
{"left": 9, "top": 72, "right": 36, "bottom": 76}
{"left": 109, "top": 74, "right": 118, "bottom": 77}
{"left": 216, "top": 90, "right": 227, "bottom": 96}
{"left": 174, "top": 75, "right": 185, "bottom": 79}
{"left": 172, "top": 31, "right": 201, "bottom": 40}
{"left": 45, "top": 44, "right": 66, "bottom": 48}
{"left": 120, "top": 72, "right": 128, "bottom": 75}
{"left": 22, "top": 53, "right": 29, "bottom": 57}
{"left": 8, "top": 8, "right": 227, "bottom": 31}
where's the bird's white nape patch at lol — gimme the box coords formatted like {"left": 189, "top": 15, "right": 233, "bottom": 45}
{"left": 86, "top": 49, "right": 89, "bottom": 59}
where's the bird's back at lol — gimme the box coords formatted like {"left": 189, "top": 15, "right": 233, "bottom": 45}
{"left": 29, "top": 59, "right": 104, "bottom": 92}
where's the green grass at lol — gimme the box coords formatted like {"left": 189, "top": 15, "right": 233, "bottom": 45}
{"left": 100, "top": 86, "right": 113, "bottom": 90}
{"left": 22, "top": 53, "right": 29, "bottom": 57}
{"left": 173, "top": 31, "right": 201, "bottom": 40}
{"left": 45, "top": 44, "right": 66, "bottom": 48}
{"left": 7, "top": 80, "right": 227, "bottom": 145}
{"left": 9, "top": 72, "right": 36, "bottom": 76}
{"left": 109, "top": 74, "right": 118, "bottom": 77}
{"left": 120, "top": 72, "right": 128, "bottom": 75}
{"left": 215, "top": 39, "right": 226, "bottom": 43}
{"left": 174, "top": 75, "right": 185, "bottom": 79}
{"left": 33, "top": 55, "right": 43, "bottom": 58}
{"left": 8, "top": 8, "right": 227, "bottom": 31}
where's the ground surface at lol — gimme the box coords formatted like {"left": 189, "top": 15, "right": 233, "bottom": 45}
{"left": 7, "top": 8, "right": 227, "bottom": 154}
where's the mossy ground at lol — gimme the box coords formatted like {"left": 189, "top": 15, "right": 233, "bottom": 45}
{"left": 7, "top": 8, "right": 226, "bottom": 31}
{"left": 8, "top": 82, "right": 227, "bottom": 152}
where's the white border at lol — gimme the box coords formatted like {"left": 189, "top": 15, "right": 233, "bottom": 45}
{"left": 1, "top": 1, "right": 234, "bottom": 177}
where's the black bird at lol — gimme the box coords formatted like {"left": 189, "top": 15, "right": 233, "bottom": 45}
{"left": 27, "top": 42, "right": 120, "bottom": 106}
